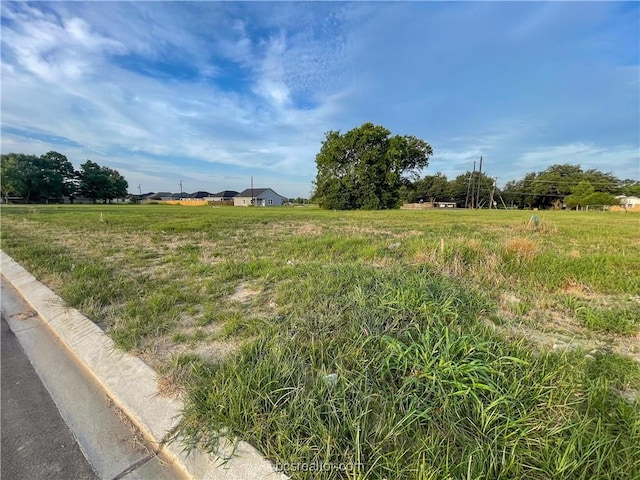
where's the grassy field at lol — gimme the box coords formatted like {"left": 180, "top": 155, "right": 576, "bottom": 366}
{"left": 1, "top": 204, "right": 639, "bottom": 479}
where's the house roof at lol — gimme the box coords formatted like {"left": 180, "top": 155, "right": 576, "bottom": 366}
{"left": 149, "top": 191, "right": 172, "bottom": 200}
{"left": 190, "top": 191, "right": 211, "bottom": 198}
{"left": 211, "top": 190, "right": 239, "bottom": 197}
{"left": 236, "top": 188, "right": 286, "bottom": 199}
{"left": 237, "top": 188, "right": 268, "bottom": 197}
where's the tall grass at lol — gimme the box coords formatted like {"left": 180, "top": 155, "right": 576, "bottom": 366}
{"left": 178, "top": 267, "right": 639, "bottom": 479}
{"left": 2, "top": 205, "right": 639, "bottom": 478}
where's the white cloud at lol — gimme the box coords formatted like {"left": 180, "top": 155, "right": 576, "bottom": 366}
{"left": 1, "top": 2, "right": 637, "bottom": 199}
{"left": 519, "top": 143, "right": 640, "bottom": 176}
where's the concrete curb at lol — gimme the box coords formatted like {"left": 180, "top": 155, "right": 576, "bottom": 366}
{"left": 1, "top": 251, "right": 286, "bottom": 480}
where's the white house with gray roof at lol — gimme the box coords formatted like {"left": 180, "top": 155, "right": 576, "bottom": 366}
{"left": 233, "top": 188, "right": 287, "bottom": 207}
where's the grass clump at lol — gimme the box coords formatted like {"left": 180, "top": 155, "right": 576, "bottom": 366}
{"left": 577, "top": 306, "right": 640, "bottom": 336}
{"left": 586, "top": 351, "right": 640, "bottom": 392}
{"left": 179, "top": 267, "right": 640, "bottom": 479}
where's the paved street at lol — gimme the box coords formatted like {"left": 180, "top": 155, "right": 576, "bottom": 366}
{"left": 1, "top": 313, "right": 98, "bottom": 479}
{"left": 1, "top": 278, "right": 186, "bottom": 480}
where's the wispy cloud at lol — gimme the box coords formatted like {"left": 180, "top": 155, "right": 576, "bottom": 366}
{"left": 1, "top": 2, "right": 637, "bottom": 196}
{"left": 519, "top": 143, "right": 639, "bottom": 177}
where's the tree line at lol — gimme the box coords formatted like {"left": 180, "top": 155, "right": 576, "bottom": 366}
{"left": 1, "top": 151, "right": 128, "bottom": 204}
{"left": 402, "top": 165, "right": 639, "bottom": 209}
{"left": 500, "top": 164, "right": 639, "bottom": 209}
{"left": 312, "top": 123, "right": 639, "bottom": 210}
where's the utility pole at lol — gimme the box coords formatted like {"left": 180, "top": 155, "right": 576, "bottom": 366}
{"left": 179, "top": 179, "right": 183, "bottom": 197}
{"left": 475, "top": 156, "right": 483, "bottom": 209}
{"left": 250, "top": 176, "right": 254, "bottom": 206}
{"left": 138, "top": 184, "right": 142, "bottom": 204}
{"left": 466, "top": 160, "right": 476, "bottom": 209}
{"left": 489, "top": 177, "right": 496, "bottom": 210}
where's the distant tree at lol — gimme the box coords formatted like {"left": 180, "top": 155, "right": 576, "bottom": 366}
{"left": 564, "top": 181, "right": 595, "bottom": 210}
{"left": 77, "top": 160, "right": 128, "bottom": 203}
{"left": 582, "top": 169, "right": 622, "bottom": 195}
{"left": 403, "top": 173, "right": 448, "bottom": 203}
{"left": 444, "top": 173, "right": 470, "bottom": 207}
{"left": 1, "top": 153, "right": 33, "bottom": 201}
{"left": 445, "top": 171, "right": 494, "bottom": 207}
{"left": 0, "top": 151, "right": 75, "bottom": 203}
{"left": 582, "top": 191, "right": 618, "bottom": 208}
{"left": 527, "top": 164, "right": 583, "bottom": 209}
{"left": 312, "top": 122, "right": 432, "bottom": 209}
{"left": 502, "top": 165, "right": 624, "bottom": 209}
{"left": 621, "top": 179, "right": 640, "bottom": 197}
{"left": 37, "top": 151, "right": 76, "bottom": 201}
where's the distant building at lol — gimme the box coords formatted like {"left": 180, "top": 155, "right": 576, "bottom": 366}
{"left": 616, "top": 195, "right": 640, "bottom": 208}
{"left": 148, "top": 192, "right": 174, "bottom": 201}
{"left": 189, "top": 191, "right": 212, "bottom": 199}
{"left": 233, "top": 188, "right": 287, "bottom": 207}
{"left": 207, "top": 190, "right": 239, "bottom": 202}
{"left": 127, "top": 192, "right": 156, "bottom": 202}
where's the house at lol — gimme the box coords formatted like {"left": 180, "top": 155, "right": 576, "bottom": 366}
{"left": 233, "top": 188, "right": 287, "bottom": 207}
{"left": 207, "top": 190, "right": 239, "bottom": 202}
{"left": 148, "top": 192, "right": 174, "bottom": 201}
{"left": 127, "top": 192, "right": 156, "bottom": 203}
{"left": 616, "top": 195, "right": 640, "bottom": 208}
{"left": 189, "top": 191, "right": 211, "bottom": 200}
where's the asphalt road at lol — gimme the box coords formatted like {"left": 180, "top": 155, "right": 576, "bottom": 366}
{"left": 1, "top": 313, "right": 98, "bottom": 480}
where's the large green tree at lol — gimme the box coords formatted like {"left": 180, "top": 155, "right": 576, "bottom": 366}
{"left": 77, "top": 160, "right": 128, "bottom": 203}
{"left": 1, "top": 153, "right": 33, "bottom": 201}
{"left": 313, "top": 123, "right": 432, "bottom": 209}
{"left": 564, "top": 181, "right": 618, "bottom": 210}
{"left": 37, "top": 151, "right": 76, "bottom": 200}
{"left": 0, "top": 151, "right": 75, "bottom": 202}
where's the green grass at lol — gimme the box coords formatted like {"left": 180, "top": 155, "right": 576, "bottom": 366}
{"left": 1, "top": 204, "right": 639, "bottom": 479}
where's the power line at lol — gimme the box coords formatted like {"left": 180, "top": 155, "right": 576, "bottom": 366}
{"left": 505, "top": 179, "right": 624, "bottom": 187}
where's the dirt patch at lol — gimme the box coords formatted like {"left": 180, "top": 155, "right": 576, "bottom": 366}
{"left": 229, "top": 283, "right": 261, "bottom": 302}
{"left": 155, "top": 336, "right": 243, "bottom": 398}
{"left": 486, "top": 315, "right": 640, "bottom": 363}
{"left": 487, "top": 320, "right": 606, "bottom": 354}
{"left": 543, "top": 310, "right": 586, "bottom": 334}
{"left": 141, "top": 332, "right": 241, "bottom": 370}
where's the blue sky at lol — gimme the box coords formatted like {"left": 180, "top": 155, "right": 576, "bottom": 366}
{"left": 1, "top": 2, "right": 638, "bottom": 198}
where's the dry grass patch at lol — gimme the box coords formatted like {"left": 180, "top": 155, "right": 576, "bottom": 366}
{"left": 296, "top": 223, "right": 323, "bottom": 236}
{"left": 505, "top": 237, "right": 539, "bottom": 261}
{"left": 561, "top": 282, "right": 592, "bottom": 295}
